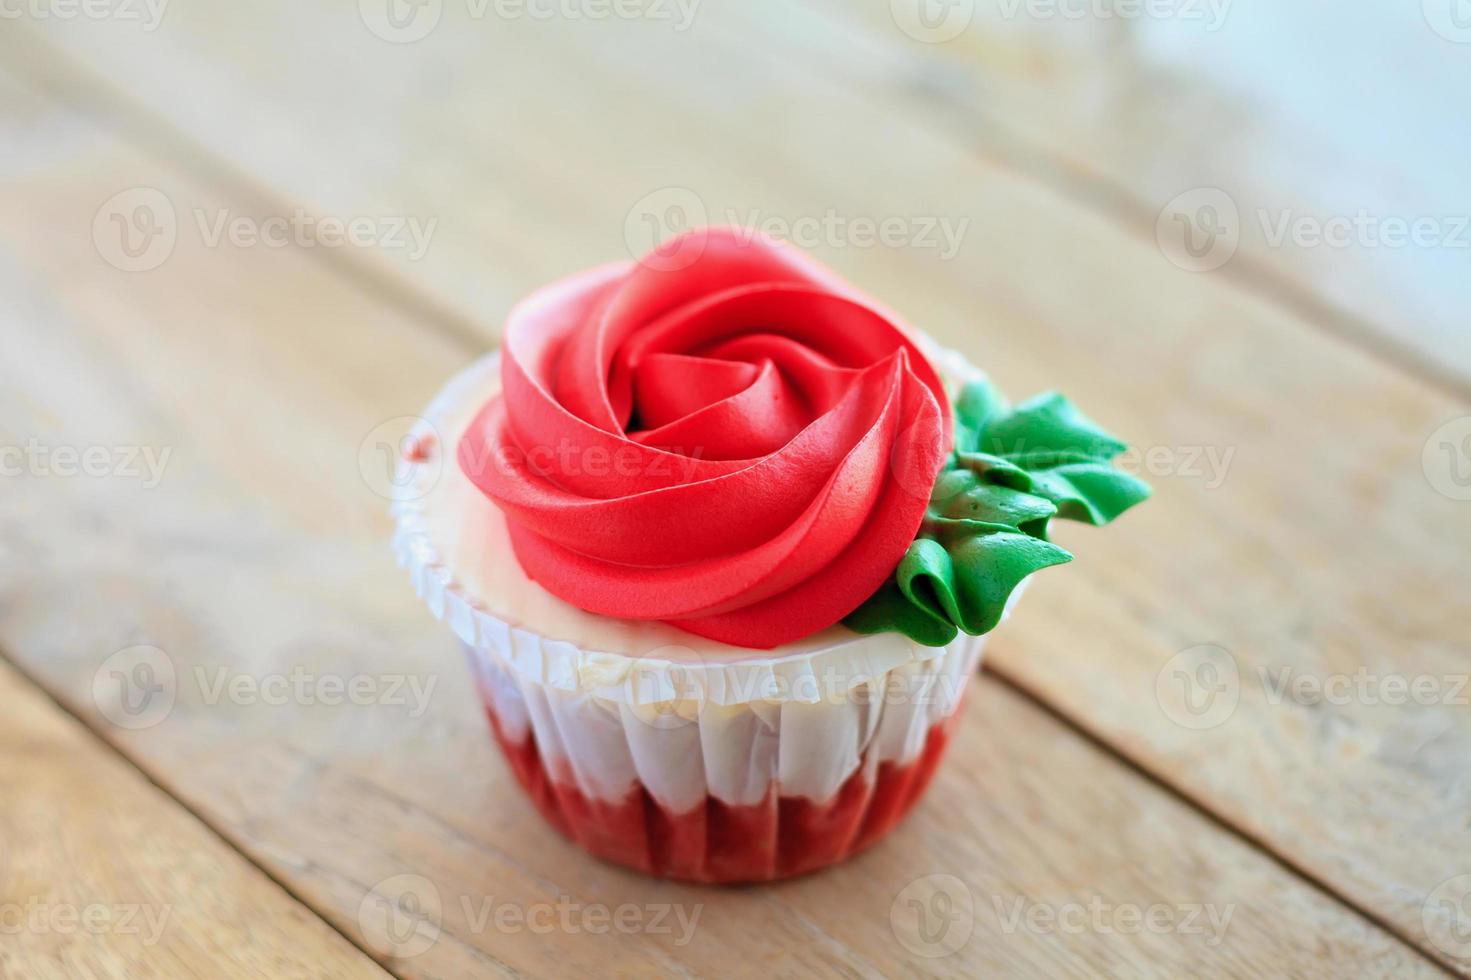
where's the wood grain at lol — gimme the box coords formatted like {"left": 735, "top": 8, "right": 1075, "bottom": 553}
{"left": 0, "top": 659, "right": 391, "bottom": 979}
{"left": 0, "top": 62, "right": 1447, "bottom": 977}
{"left": 3, "top": 3, "right": 1466, "bottom": 966}
{"left": 779, "top": 0, "right": 1471, "bottom": 393}
{"left": 14, "top": 1, "right": 1471, "bottom": 392}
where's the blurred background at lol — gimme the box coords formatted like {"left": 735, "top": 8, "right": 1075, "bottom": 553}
{"left": 3, "top": 1, "right": 1470, "bottom": 977}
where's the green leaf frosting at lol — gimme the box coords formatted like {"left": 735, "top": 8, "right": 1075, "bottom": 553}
{"left": 844, "top": 381, "right": 1151, "bottom": 646}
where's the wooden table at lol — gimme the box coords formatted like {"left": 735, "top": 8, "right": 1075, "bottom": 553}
{"left": 2, "top": 3, "right": 1468, "bottom": 976}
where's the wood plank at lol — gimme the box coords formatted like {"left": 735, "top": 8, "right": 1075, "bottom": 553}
{"left": 0, "top": 659, "right": 391, "bottom": 980}
{"left": 767, "top": 0, "right": 1471, "bottom": 392}
{"left": 4, "top": 4, "right": 1466, "bottom": 962}
{"left": 14, "top": 2, "right": 1471, "bottom": 391}
{"left": 0, "top": 63, "right": 1444, "bottom": 978}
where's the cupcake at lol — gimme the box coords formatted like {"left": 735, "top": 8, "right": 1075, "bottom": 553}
{"left": 393, "top": 229, "right": 1148, "bottom": 883}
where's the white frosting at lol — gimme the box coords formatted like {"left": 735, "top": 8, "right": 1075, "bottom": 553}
{"left": 393, "top": 351, "right": 988, "bottom": 704}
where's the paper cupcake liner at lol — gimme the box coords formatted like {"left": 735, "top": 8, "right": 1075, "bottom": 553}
{"left": 393, "top": 336, "right": 1015, "bottom": 881}
{"left": 463, "top": 634, "right": 986, "bottom": 882}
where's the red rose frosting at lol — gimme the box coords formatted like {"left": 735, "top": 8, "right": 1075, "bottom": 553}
{"left": 458, "top": 229, "right": 951, "bottom": 649}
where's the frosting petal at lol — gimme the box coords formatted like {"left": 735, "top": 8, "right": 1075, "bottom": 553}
{"left": 459, "top": 229, "right": 950, "bottom": 649}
